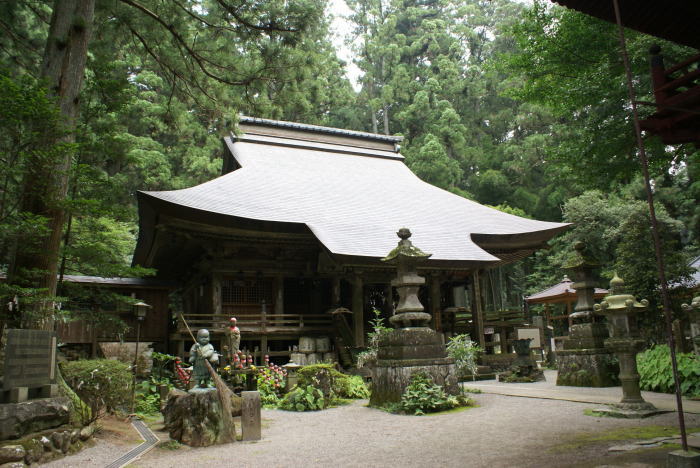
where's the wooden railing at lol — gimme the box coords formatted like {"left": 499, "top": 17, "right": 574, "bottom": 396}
{"left": 177, "top": 312, "right": 333, "bottom": 333}
{"left": 642, "top": 49, "right": 700, "bottom": 144}
{"left": 483, "top": 309, "right": 526, "bottom": 327}
{"left": 651, "top": 52, "right": 700, "bottom": 108}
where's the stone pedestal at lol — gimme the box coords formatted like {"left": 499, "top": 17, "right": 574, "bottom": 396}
{"left": 557, "top": 323, "right": 618, "bottom": 387}
{"left": 163, "top": 388, "right": 236, "bottom": 447}
{"left": 370, "top": 328, "right": 458, "bottom": 406}
{"left": 668, "top": 450, "right": 700, "bottom": 468}
{"left": 556, "top": 349, "right": 618, "bottom": 387}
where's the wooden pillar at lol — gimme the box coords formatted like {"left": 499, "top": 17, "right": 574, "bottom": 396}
{"left": 499, "top": 326, "right": 508, "bottom": 354}
{"left": 566, "top": 300, "right": 573, "bottom": 330}
{"left": 212, "top": 272, "right": 222, "bottom": 316}
{"left": 275, "top": 275, "right": 284, "bottom": 314}
{"left": 261, "top": 336, "right": 268, "bottom": 358}
{"left": 352, "top": 274, "right": 365, "bottom": 347}
{"left": 430, "top": 276, "right": 442, "bottom": 332}
{"left": 177, "top": 338, "right": 185, "bottom": 359}
{"left": 472, "top": 270, "right": 486, "bottom": 350}
{"left": 332, "top": 277, "right": 341, "bottom": 307}
{"left": 384, "top": 283, "right": 394, "bottom": 317}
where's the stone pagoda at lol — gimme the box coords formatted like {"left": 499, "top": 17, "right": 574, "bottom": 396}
{"left": 369, "top": 228, "right": 459, "bottom": 406}
{"left": 556, "top": 242, "right": 618, "bottom": 387}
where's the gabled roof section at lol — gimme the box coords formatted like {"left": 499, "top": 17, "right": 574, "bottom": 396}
{"left": 526, "top": 276, "right": 608, "bottom": 303}
{"left": 135, "top": 118, "right": 568, "bottom": 266}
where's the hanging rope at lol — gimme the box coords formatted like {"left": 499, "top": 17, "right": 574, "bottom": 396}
{"left": 611, "top": 0, "right": 688, "bottom": 451}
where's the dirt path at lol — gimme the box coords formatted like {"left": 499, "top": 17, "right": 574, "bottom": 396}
{"left": 44, "top": 394, "right": 700, "bottom": 468}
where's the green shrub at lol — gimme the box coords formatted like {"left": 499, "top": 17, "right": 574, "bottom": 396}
{"left": 335, "top": 374, "right": 370, "bottom": 399}
{"left": 447, "top": 334, "right": 482, "bottom": 380}
{"left": 638, "top": 345, "right": 700, "bottom": 397}
{"left": 296, "top": 363, "right": 370, "bottom": 401}
{"left": 356, "top": 309, "right": 392, "bottom": 368}
{"left": 397, "top": 372, "right": 469, "bottom": 415}
{"left": 279, "top": 385, "right": 326, "bottom": 411}
{"left": 135, "top": 389, "right": 160, "bottom": 415}
{"left": 61, "top": 359, "right": 132, "bottom": 424}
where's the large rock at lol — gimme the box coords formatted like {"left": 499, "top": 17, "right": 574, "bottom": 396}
{"left": 0, "top": 398, "right": 70, "bottom": 441}
{"left": 0, "top": 445, "right": 25, "bottom": 464}
{"left": 163, "top": 388, "right": 236, "bottom": 447}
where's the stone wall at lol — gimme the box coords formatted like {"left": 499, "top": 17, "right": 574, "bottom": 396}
{"left": 0, "top": 425, "right": 94, "bottom": 466}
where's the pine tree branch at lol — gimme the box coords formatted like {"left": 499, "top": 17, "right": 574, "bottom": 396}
{"left": 118, "top": 0, "right": 254, "bottom": 86}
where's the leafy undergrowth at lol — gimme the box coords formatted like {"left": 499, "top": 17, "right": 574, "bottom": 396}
{"left": 384, "top": 372, "right": 475, "bottom": 416}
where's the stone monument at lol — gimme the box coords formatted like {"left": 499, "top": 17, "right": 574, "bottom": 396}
{"left": 2, "top": 329, "right": 58, "bottom": 403}
{"left": 556, "top": 242, "right": 618, "bottom": 387}
{"left": 497, "top": 338, "right": 545, "bottom": 382}
{"left": 369, "top": 228, "right": 459, "bottom": 406}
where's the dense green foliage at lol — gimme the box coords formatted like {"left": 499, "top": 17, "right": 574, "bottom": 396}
{"left": 446, "top": 334, "right": 482, "bottom": 380}
{"left": 395, "top": 372, "right": 471, "bottom": 415}
{"left": 60, "top": 359, "right": 132, "bottom": 424}
{"left": 279, "top": 385, "right": 327, "bottom": 411}
{"left": 637, "top": 345, "right": 700, "bottom": 397}
{"left": 278, "top": 364, "right": 369, "bottom": 411}
{"left": 0, "top": 0, "right": 697, "bottom": 339}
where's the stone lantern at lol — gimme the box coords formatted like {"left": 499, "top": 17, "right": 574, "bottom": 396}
{"left": 594, "top": 274, "right": 656, "bottom": 414}
{"left": 682, "top": 296, "right": 700, "bottom": 355}
{"left": 382, "top": 227, "right": 432, "bottom": 328}
{"left": 282, "top": 361, "right": 302, "bottom": 391}
{"left": 369, "top": 228, "right": 459, "bottom": 407}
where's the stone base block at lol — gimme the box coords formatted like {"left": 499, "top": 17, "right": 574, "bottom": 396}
{"left": 370, "top": 360, "right": 458, "bottom": 406}
{"left": 9, "top": 388, "right": 28, "bottom": 404}
{"left": 589, "top": 404, "right": 666, "bottom": 419}
{"left": 370, "top": 327, "right": 458, "bottom": 406}
{"left": 668, "top": 449, "right": 700, "bottom": 468}
{"left": 557, "top": 349, "right": 619, "bottom": 387}
{"left": 163, "top": 388, "right": 236, "bottom": 447}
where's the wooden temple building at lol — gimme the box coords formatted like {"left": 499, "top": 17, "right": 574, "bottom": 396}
{"left": 132, "top": 117, "right": 568, "bottom": 363}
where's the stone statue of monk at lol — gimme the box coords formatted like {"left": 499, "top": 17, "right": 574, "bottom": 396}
{"left": 189, "top": 329, "right": 219, "bottom": 388}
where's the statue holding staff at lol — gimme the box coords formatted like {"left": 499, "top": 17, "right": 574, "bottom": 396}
{"left": 189, "top": 329, "right": 219, "bottom": 388}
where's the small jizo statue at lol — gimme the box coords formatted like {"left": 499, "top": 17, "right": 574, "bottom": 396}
{"left": 228, "top": 317, "right": 241, "bottom": 355}
{"left": 189, "top": 329, "right": 219, "bottom": 388}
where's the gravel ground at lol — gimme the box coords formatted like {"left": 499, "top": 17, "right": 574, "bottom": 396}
{"left": 43, "top": 393, "right": 700, "bottom": 468}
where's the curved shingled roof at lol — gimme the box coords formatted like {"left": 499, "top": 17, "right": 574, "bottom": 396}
{"left": 136, "top": 119, "right": 568, "bottom": 265}
{"left": 526, "top": 276, "right": 608, "bottom": 303}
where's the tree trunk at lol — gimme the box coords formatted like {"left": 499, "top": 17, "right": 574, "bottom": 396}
{"left": 7, "top": 0, "right": 95, "bottom": 330}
